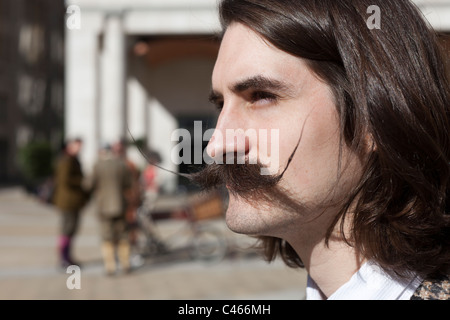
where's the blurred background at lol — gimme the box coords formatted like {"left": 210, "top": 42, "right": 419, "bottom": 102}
{"left": 0, "top": 0, "right": 449, "bottom": 300}
{"left": 1, "top": 0, "right": 224, "bottom": 192}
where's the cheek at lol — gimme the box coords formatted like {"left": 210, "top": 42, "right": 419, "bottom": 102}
{"left": 279, "top": 105, "right": 344, "bottom": 196}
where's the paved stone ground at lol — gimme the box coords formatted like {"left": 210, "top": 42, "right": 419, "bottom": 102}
{"left": 0, "top": 187, "right": 307, "bottom": 300}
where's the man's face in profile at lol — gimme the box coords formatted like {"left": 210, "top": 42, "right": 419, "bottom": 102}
{"left": 204, "top": 23, "right": 363, "bottom": 241}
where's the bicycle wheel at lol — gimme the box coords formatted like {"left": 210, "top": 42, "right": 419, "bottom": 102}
{"left": 190, "top": 226, "right": 228, "bottom": 262}
{"left": 135, "top": 207, "right": 167, "bottom": 257}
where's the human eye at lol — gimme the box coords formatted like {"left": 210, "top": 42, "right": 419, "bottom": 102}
{"left": 213, "top": 100, "right": 224, "bottom": 112}
{"left": 250, "top": 91, "right": 279, "bottom": 106}
{"left": 209, "top": 92, "right": 224, "bottom": 112}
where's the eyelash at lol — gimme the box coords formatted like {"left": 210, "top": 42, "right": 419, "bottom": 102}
{"left": 214, "top": 101, "right": 224, "bottom": 111}
{"left": 250, "top": 91, "right": 278, "bottom": 105}
{"left": 213, "top": 91, "right": 278, "bottom": 112}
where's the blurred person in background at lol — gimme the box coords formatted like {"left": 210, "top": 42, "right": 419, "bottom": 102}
{"left": 53, "top": 138, "right": 90, "bottom": 268}
{"left": 115, "top": 140, "right": 142, "bottom": 253}
{"left": 89, "top": 142, "right": 132, "bottom": 276}
{"left": 191, "top": 0, "right": 450, "bottom": 300}
{"left": 141, "top": 150, "right": 162, "bottom": 210}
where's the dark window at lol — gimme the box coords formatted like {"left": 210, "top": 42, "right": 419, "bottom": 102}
{"left": 0, "top": 94, "right": 7, "bottom": 123}
{"left": 0, "top": 0, "right": 11, "bottom": 61}
{"left": 0, "top": 139, "right": 8, "bottom": 181}
{"left": 439, "top": 34, "right": 450, "bottom": 78}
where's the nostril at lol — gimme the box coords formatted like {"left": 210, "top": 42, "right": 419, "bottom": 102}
{"left": 206, "top": 134, "right": 223, "bottom": 162}
{"left": 207, "top": 129, "right": 252, "bottom": 164}
{"left": 224, "top": 149, "right": 249, "bottom": 165}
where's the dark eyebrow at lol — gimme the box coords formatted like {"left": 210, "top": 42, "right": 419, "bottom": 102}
{"left": 231, "top": 75, "right": 293, "bottom": 95}
{"left": 209, "top": 75, "right": 293, "bottom": 105}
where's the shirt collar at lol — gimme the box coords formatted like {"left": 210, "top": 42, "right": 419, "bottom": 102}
{"left": 306, "top": 261, "right": 422, "bottom": 300}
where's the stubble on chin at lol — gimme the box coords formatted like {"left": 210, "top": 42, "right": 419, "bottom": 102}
{"left": 223, "top": 185, "right": 307, "bottom": 236}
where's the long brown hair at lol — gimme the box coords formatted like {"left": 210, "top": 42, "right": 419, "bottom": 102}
{"left": 218, "top": 0, "right": 450, "bottom": 279}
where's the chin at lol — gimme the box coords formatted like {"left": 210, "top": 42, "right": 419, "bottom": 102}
{"left": 224, "top": 193, "right": 273, "bottom": 236}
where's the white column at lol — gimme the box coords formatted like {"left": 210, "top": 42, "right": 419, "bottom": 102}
{"left": 148, "top": 97, "right": 178, "bottom": 193}
{"left": 100, "top": 13, "right": 126, "bottom": 146}
{"left": 127, "top": 77, "right": 147, "bottom": 141}
{"left": 65, "top": 14, "right": 102, "bottom": 175}
{"left": 415, "top": 1, "right": 450, "bottom": 31}
{"left": 127, "top": 77, "right": 148, "bottom": 169}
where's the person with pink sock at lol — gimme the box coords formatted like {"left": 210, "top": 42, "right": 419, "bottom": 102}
{"left": 52, "top": 138, "right": 90, "bottom": 268}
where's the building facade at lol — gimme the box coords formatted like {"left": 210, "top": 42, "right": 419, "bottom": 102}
{"left": 0, "top": 0, "right": 65, "bottom": 185}
{"left": 64, "top": 0, "right": 450, "bottom": 192}
{"left": 1, "top": 0, "right": 449, "bottom": 189}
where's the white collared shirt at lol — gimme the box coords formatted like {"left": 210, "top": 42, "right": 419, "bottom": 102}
{"left": 306, "top": 261, "right": 422, "bottom": 300}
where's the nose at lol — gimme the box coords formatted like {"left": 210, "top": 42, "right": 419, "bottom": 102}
{"left": 206, "top": 108, "right": 250, "bottom": 164}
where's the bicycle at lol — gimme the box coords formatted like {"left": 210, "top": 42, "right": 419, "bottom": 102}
{"left": 133, "top": 190, "right": 229, "bottom": 264}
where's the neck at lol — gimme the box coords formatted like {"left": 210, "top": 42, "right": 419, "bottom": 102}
{"left": 286, "top": 210, "right": 364, "bottom": 298}
{"left": 304, "top": 239, "right": 363, "bottom": 298}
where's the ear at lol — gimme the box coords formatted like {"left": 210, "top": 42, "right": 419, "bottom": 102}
{"left": 365, "top": 133, "right": 377, "bottom": 153}
{"left": 356, "top": 130, "right": 377, "bottom": 161}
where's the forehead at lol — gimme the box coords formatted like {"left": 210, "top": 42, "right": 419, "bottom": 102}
{"left": 212, "top": 23, "right": 308, "bottom": 89}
